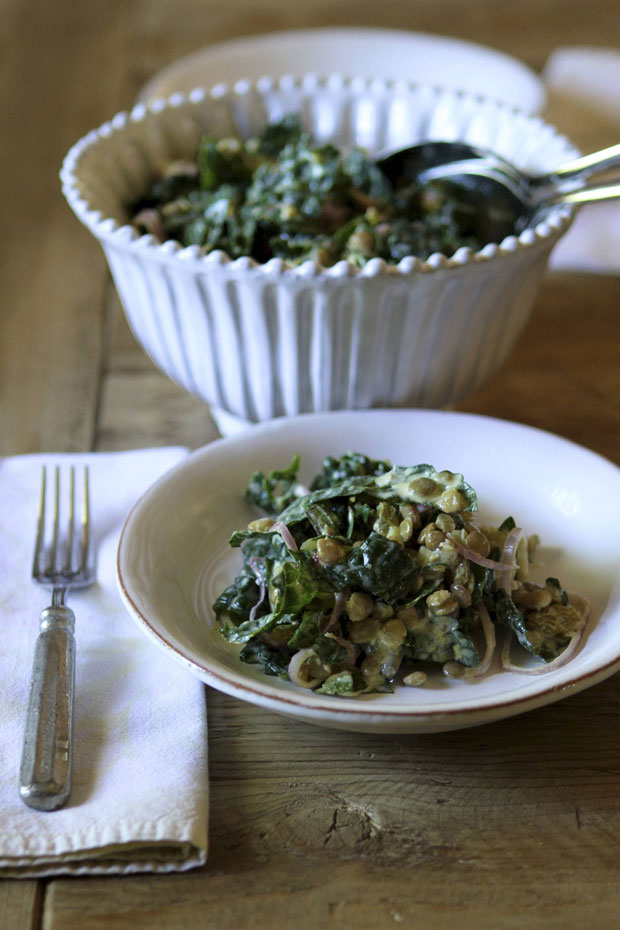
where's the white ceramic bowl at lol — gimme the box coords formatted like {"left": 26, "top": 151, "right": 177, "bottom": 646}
{"left": 117, "top": 409, "right": 620, "bottom": 734}
{"left": 61, "top": 76, "right": 576, "bottom": 429}
{"left": 138, "top": 28, "right": 546, "bottom": 114}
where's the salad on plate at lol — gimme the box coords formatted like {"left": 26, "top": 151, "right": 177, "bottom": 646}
{"left": 212, "top": 452, "right": 589, "bottom": 697}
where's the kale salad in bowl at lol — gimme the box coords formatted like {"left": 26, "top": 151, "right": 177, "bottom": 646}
{"left": 130, "top": 114, "right": 481, "bottom": 268}
{"left": 213, "top": 451, "right": 589, "bottom": 697}
{"left": 62, "top": 77, "right": 577, "bottom": 433}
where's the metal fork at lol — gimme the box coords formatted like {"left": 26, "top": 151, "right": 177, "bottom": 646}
{"left": 19, "top": 465, "right": 94, "bottom": 811}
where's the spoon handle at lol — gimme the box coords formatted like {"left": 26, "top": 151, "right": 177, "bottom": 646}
{"left": 554, "top": 143, "right": 620, "bottom": 183}
{"left": 553, "top": 180, "right": 620, "bottom": 207}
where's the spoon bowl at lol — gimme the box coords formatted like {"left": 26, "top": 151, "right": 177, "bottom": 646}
{"left": 376, "top": 140, "right": 620, "bottom": 243}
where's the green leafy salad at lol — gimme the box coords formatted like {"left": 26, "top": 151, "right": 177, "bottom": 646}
{"left": 212, "top": 452, "right": 589, "bottom": 697}
{"left": 130, "top": 115, "right": 480, "bottom": 266}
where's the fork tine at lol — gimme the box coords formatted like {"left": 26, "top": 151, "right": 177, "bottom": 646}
{"left": 45, "top": 466, "right": 60, "bottom": 576}
{"left": 79, "top": 465, "right": 90, "bottom": 574}
{"left": 62, "top": 466, "right": 75, "bottom": 574}
{"left": 31, "top": 465, "right": 47, "bottom": 577}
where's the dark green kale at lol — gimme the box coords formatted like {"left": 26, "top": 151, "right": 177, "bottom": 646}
{"left": 322, "top": 532, "right": 418, "bottom": 603}
{"left": 197, "top": 138, "right": 254, "bottom": 191}
{"left": 496, "top": 586, "right": 579, "bottom": 662}
{"left": 246, "top": 454, "right": 301, "bottom": 515}
{"left": 546, "top": 577, "right": 569, "bottom": 606}
{"left": 212, "top": 573, "right": 266, "bottom": 623}
{"left": 239, "top": 640, "right": 291, "bottom": 677}
{"left": 132, "top": 170, "right": 198, "bottom": 214}
{"left": 228, "top": 528, "right": 292, "bottom": 562}
{"left": 268, "top": 553, "right": 334, "bottom": 621}
{"left": 404, "top": 616, "right": 479, "bottom": 667}
{"left": 241, "top": 131, "right": 391, "bottom": 264}
{"left": 494, "top": 588, "right": 535, "bottom": 653}
{"left": 156, "top": 184, "right": 257, "bottom": 253}
{"left": 471, "top": 546, "right": 501, "bottom": 604}
{"left": 312, "top": 635, "right": 350, "bottom": 665}
{"left": 212, "top": 530, "right": 278, "bottom": 620}
{"left": 287, "top": 611, "right": 327, "bottom": 649}
{"left": 277, "top": 474, "right": 380, "bottom": 526}
{"left": 305, "top": 501, "right": 347, "bottom": 537}
{"left": 349, "top": 501, "right": 375, "bottom": 536}
{"left": 310, "top": 451, "right": 392, "bottom": 490}
{"left": 342, "top": 147, "right": 393, "bottom": 202}
{"left": 255, "top": 114, "right": 304, "bottom": 158}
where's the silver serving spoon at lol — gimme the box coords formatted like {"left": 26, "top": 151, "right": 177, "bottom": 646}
{"left": 376, "top": 140, "right": 620, "bottom": 242}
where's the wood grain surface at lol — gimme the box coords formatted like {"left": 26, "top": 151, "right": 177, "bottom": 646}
{"left": 2, "top": 0, "right": 620, "bottom": 927}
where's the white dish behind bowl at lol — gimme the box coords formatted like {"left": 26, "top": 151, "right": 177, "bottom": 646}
{"left": 117, "top": 409, "right": 620, "bottom": 734}
{"left": 61, "top": 76, "right": 575, "bottom": 424}
{"left": 138, "top": 27, "right": 546, "bottom": 114}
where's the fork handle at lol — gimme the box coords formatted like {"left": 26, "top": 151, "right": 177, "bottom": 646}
{"left": 19, "top": 606, "right": 76, "bottom": 811}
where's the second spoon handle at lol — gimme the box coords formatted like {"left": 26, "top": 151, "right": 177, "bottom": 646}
{"left": 554, "top": 180, "right": 620, "bottom": 207}
{"left": 553, "top": 143, "right": 620, "bottom": 183}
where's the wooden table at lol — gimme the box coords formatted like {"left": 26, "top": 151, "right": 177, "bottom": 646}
{"left": 2, "top": 2, "right": 620, "bottom": 927}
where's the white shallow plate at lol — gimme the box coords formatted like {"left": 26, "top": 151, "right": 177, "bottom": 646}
{"left": 138, "top": 27, "right": 545, "bottom": 113}
{"left": 117, "top": 410, "right": 620, "bottom": 734}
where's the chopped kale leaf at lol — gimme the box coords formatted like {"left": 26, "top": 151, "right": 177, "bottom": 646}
{"left": 494, "top": 588, "right": 535, "bottom": 653}
{"left": 310, "top": 452, "right": 392, "bottom": 489}
{"left": 239, "top": 640, "right": 291, "bottom": 677}
{"left": 246, "top": 454, "right": 301, "bottom": 515}
{"left": 322, "top": 532, "right": 418, "bottom": 603}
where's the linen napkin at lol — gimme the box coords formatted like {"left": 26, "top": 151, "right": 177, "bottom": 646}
{"left": 0, "top": 448, "right": 209, "bottom": 877}
{"left": 543, "top": 46, "right": 620, "bottom": 274}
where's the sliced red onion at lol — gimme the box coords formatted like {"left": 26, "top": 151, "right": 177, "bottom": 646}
{"left": 443, "top": 599, "right": 497, "bottom": 680}
{"left": 248, "top": 555, "right": 265, "bottom": 573}
{"left": 132, "top": 208, "right": 164, "bottom": 239}
{"left": 448, "top": 535, "right": 513, "bottom": 571}
{"left": 324, "top": 632, "right": 359, "bottom": 668}
{"left": 247, "top": 555, "right": 266, "bottom": 622}
{"left": 416, "top": 504, "right": 433, "bottom": 517}
{"left": 287, "top": 648, "right": 324, "bottom": 689}
{"left": 271, "top": 521, "right": 298, "bottom": 551}
{"left": 325, "top": 591, "right": 347, "bottom": 632}
{"left": 498, "top": 527, "right": 523, "bottom": 593}
{"left": 501, "top": 593, "right": 590, "bottom": 675}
